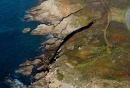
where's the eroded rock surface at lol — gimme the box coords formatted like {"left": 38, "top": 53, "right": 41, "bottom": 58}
{"left": 18, "top": 0, "right": 130, "bottom": 88}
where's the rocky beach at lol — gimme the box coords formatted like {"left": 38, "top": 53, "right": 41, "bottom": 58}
{"left": 14, "top": 0, "right": 130, "bottom": 88}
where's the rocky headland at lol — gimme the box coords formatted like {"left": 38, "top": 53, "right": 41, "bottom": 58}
{"left": 17, "top": 0, "right": 130, "bottom": 88}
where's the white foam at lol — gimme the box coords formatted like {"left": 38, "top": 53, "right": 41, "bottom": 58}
{"left": 11, "top": 79, "right": 27, "bottom": 88}
{"left": 48, "top": 34, "right": 54, "bottom": 38}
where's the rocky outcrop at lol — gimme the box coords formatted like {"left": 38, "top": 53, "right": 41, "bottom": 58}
{"left": 16, "top": 65, "right": 34, "bottom": 76}
{"left": 31, "top": 24, "right": 54, "bottom": 35}
{"left": 18, "top": 0, "right": 130, "bottom": 88}
{"left": 16, "top": 59, "right": 42, "bottom": 75}
{"left": 22, "top": 28, "right": 31, "bottom": 33}
{"left": 26, "top": 0, "right": 83, "bottom": 24}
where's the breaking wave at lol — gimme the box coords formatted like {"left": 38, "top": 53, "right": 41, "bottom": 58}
{"left": 10, "top": 79, "right": 27, "bottom": 88}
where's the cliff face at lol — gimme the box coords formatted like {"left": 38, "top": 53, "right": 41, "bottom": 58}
{"left": 19, "top": 0, "right": 130, "bottom": 88}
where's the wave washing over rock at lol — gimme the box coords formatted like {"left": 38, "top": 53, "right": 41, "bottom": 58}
{"left": 10, "top": 79, "right": 27, "bottom": 88}
{"left": 17, "top": 0, "right": 130, "bottom": 88}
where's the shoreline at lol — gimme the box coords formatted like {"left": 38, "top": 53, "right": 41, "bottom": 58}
{"left": 15, "top": 0, "right": 130, "bottom": 88}
{"left": 17, "top": 0, "right": 92, "bottom": 87}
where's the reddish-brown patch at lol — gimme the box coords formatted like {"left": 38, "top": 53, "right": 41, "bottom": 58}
{"left": 107, "top": 31, "right": 130, "bottom": 42}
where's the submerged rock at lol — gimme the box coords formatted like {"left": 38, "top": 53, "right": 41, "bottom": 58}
{"left": 22, "top": 28, "right": 31, "bottom": 33}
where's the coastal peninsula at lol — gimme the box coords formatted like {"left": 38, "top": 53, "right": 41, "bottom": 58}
{"left": 17, "top": 0, "right": 130, "bottom": 88}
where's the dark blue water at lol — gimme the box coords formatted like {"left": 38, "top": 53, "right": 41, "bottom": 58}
{"left": 0, "top": 0, "right": 46, "bottom": 87}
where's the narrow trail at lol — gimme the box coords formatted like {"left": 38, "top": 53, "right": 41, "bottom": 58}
{"left": 100, "top": 0, "right": 112, "bottom": 47}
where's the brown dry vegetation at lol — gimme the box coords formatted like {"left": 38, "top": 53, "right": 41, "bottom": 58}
{"left": 60, "top": 0, "right": 130, "bottom": 83}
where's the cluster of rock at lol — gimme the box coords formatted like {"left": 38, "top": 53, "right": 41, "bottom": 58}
{"left": 18, "top": 0, "right": 106, "bottom": 87}
{"left": 18, "top": 0, "right": 130, "bottom": 88}
{"left": 18, "top": 0, "right": 90, "bottom": 87}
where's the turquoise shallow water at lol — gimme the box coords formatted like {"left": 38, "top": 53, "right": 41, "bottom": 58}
{"left": 0, "top": 0, "right": 46, "bottom": 87}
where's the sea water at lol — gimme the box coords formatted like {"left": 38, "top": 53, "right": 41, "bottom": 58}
{"left": 0, "top": 0, "right": 46, "bottom": 87}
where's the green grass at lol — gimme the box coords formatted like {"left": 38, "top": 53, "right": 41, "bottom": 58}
{"left": 57, "top": 70, "right": 64, "bottom": 81}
